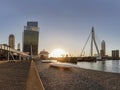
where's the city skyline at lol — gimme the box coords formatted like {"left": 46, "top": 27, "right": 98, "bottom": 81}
{"left": 0, "top": 0, "right": 120, "bottom": 56}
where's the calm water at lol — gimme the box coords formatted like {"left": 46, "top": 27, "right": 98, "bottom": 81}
{"left": 76, "top": 60, "right": 120, "bottom": 73}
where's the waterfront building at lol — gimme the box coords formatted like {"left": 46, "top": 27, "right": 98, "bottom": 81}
{"left": 112, "top": 50, "right": 119, "bottom": 60}
{"left": 39, "top": 49, "right": 49, "bottom": 60}
{"left": 23, "top": 21, "right": 39, "bottom": 55}
{"left": 100, "top": 40, "right": 106, "bottom": 57}
{"left": 9, "top": 34, "right": 15, "bottom": 49}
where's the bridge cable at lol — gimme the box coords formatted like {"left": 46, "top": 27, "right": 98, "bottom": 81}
{"left": 80, "top": 31, "right": 92, "bottom": 57}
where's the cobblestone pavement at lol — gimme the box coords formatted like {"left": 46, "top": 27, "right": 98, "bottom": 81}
{"left": 0, "top": 60, "right": 30, "bottom": 90}
{"left": 0, "top": 60, "right": 44, "bottom": 90}
{"left": 35, "top": 60, "right": 120, "bottom": 90}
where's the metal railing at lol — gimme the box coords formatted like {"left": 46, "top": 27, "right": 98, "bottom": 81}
{"left": 0, "top": 44, "right": 28, "bottom": 56}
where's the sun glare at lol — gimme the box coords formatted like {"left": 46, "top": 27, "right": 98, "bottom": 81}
{"left": 49, "top": 48, "right": 67, "bottom": 57}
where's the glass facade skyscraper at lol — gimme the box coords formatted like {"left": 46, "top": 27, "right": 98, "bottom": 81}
{"left": 23, "top": 21, "right": 39, "bottom": 55}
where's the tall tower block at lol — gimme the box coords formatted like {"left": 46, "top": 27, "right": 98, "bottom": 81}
{"left": 100, "top": 40, "right": 106, "bottom": 57}
{"left": 9, "top": 34, "right": 15, "bottom": 49}
{"left": 23, "top": 21, "right": 39, "bottom": 55}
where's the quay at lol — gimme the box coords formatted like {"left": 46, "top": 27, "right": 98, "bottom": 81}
{"left": 0, "top": 59, "right": 120, "bottom": 90}
{"left": 35, "top": 60, "right": 120, "bottom": 90}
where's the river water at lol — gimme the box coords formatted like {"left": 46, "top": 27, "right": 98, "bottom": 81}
{"left": 76, "top": 60, "right": 120, "bottom": 73}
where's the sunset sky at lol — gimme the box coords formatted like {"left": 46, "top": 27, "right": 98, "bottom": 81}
{"left": 0, "top": 0, "right": 120, "bottom": 56}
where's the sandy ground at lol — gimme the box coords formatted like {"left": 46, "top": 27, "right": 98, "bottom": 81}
{"left": 35, "top": 60, "right": 120, "bottom": 90}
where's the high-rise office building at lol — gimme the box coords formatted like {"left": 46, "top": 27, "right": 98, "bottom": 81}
{"left": 23, "top": 21, "right": 39, "bottom": 55}
{"left": 9, "top": 34, "right": 15, "bottom": 49}
{"left": 100, "top": 40, "right": 106, "bottom": 57}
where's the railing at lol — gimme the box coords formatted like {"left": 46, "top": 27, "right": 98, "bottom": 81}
{"left": 0, "top": 44, "right": 28, "bottom": 56}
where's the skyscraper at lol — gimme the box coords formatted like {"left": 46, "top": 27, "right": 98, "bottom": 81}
{"left": 9, "top": 34, "right": 15, "bottom": 49}
{"left": 23, "top": 21, "right": 39, "bottom": 55}
{"left": 100, "top": 40, "right": 106, "bottom": 57}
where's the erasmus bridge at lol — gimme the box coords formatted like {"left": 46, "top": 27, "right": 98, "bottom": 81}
{"left": 78, "top": 27, "right": 101, "bottom": 61}
{"left": 80, "top": 27, "right": 100, "bottom": 56}
{"left": 0, "top": 44, "right": 29, "bottom": 60}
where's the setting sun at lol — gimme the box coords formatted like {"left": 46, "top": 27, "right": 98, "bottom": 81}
{"left": 49, "top": 48, "right": 67, "bottom": 57}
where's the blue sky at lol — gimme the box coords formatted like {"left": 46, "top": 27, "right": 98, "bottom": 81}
{"left": 0, "top": 0, "right": 120, "bottom": 56}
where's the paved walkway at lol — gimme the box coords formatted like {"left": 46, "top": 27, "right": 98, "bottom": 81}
{"left": 26, "top": 60, "right": 45, "bottom": 90}
{"left": 0, "top": 60, "right": 44, "bottom": 90}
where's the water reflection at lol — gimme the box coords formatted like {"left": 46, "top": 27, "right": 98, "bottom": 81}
{"left": 77, "top": 60, "right": 120, "bottom": 73}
